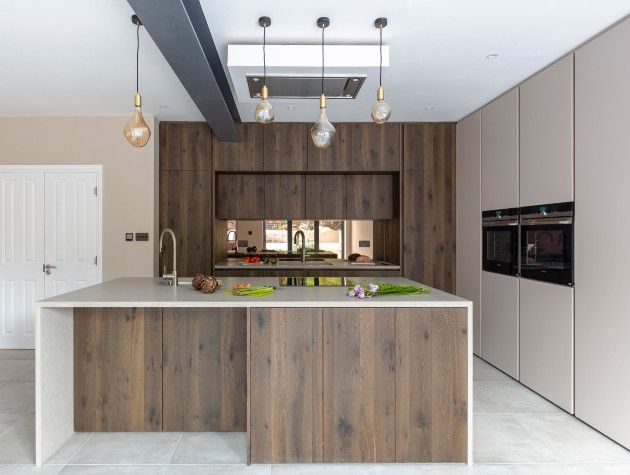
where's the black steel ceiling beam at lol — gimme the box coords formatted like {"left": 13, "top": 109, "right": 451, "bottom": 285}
{"left": 128, "top": 0, "right": 241, "bottom": 142}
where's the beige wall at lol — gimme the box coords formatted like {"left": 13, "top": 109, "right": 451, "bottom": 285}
{"left": 0, "top": 116, "right": 158, "bottom": 281}
{"left": 235, "top": 220, "right": 264, "bottom": 251}
{"left": 347, "top": 220, "right": 373, "bottom": 258}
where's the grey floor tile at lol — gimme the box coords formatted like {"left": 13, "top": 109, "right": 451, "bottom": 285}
{"left": 474, "top": 380, "right": 561, "bottom": 414}
{"left": 60, "top": 465, "right": 165, "bottom": 474}
{"left": 474, "top": 413, "right": 565, "bottom": 464}
{"left": 271, "top": 465, "right": 470, "bottom": 474}
{"left": 165, "top": 465, "right": 271, "bottom": 475}
{"left": 473, "top": 383, "right": 500, "bottom": 414}
{"left": 0, "top": 361, "right": 35, "bottom": 382}
{"left": 0, "top": 350, "right": 35, "bottom": 361}
{"left": 473, "top": 357, "right": 512, "bottom": 382}
{"left": 69, "top": 432, "right": 181, "bottom": 465}
{"left": 472, "top": 464, "right": 630, "bottom": 474}
{"left": 0, "top": 415, "right": 35, "bottom": 464}
{"left": 170, "top": 432, "right": 247, "bottom": 464}
{"left": 46, "top": 432, "right": 93, "bottom": 465}
{"left": 0, "top": 464, "right": 63, "bottom": 474}
{"left": 0, "top": 382, "right": 35, "bottom": 414}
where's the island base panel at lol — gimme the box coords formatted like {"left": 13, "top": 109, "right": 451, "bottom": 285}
{"left": 163, "top": 307, "right": 247, "bottom": 431}
{"left": 74, "top": 307, "right": 163, "bottom": 432}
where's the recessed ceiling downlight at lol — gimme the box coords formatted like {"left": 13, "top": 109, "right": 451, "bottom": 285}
{"left": 424, "top": 105, "right": 436, "bottom": 111}
{"left": 486, "top": 53, "right": 499, "bottom": 60}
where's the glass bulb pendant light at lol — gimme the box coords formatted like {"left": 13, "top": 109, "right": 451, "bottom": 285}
{"left": 311, "top": 17, "right": 336, "bottom": 149}
{"left": 254, "top": 16, "right": 275, "bottom": 124}
{"left": 123, "top": 15, "right": 151, "bottom": 148}
{"left": 371, "top": 17, "right": 391, "bottom": 124}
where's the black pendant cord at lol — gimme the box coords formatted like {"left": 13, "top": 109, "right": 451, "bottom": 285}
{"left": 263, "top": 25, "right": 267, "bottom": 87}
{"left": 321, "top": 26, "right": 324, "bottom": 95}
{"left": 379, "top": 25, "right": 383, "bottom": 87}
{"left": 136, "top": 23, "right": 140, "bottom": 93}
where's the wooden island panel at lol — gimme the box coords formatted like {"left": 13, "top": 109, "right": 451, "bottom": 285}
{"left": 396, "top": 307, "right": 468, "bottom": 462}
{"left": 322, "top": 308, "right": 396, "bottom": 463}
{"left": 73, "top": 307, "right": 163, "bottom": 431}
{"left": 162, "top": 308, "right": 247, "bottom": 431}
{"left": 249, "top": 308, "right": 324, "bottom": 463}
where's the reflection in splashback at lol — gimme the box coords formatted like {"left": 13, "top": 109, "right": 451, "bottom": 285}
{"left": 227, "top": 220, "right": 373, "bottom": 259}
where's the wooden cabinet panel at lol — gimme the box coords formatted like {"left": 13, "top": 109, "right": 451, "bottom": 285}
{"left": 307, "top": 125, "right": 349, "bottom": 171}
{"left": 74, "top": 308, "right": 162, "bottom": 432}
{"left": 481, "top": 271, "right": 519, "bottom": 378}
{"left": 304, "top": 175, "right": 345, "bottom": 219}
{"left": 519, "top": 279, "right": 574, "bottom": 413}
{"left": 213, "top": 123, "right": 264, "bottom": 172}
{"left": 263, "top": 123, "right": 308, "bottom": 171}
{"left": 402, "top": 167, "right": 455, "bottom": 292}
{"left": 249, "top": 308, "right": 323, "bottom": 463}
{"left": 264, "top": 174, "right": 305, "bottom": 219}
{"left": 160, "top": 170, "right": 213, "bottom": 276}
{"left": 216, "top": 174, "right": 264, "bottom": 219}
{"left": 346, "top": 174, "right": 393, "bottom": 219}
{"left": 344, "top": 123, "right": 401, "bottom": 171}
{"left": 162, "top": 307, "right": 247, "bottom": 431}
{"left": 456, "top": 111, "right": 482, "bottom": 355}
{"left": 396, "top": 307, "right": 468, "bottom": 463}
{"left": 481, "top": 88, "right": 519, "bottom": 210}
{"left": 160, "top": 122, "right": 213, "bottom": 171}
{"left": 575, "top": 18, "right": 630, "bottom": 450}
{"left": 403, "top": 123, "right": 455, "bottom": 171}
{"left": 322, "top": 308, "right": 396, "bottom": 463}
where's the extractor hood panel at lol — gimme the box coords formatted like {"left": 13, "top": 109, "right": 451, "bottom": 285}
{"left": 246, "top": 75, "right": 365, "bottom": 99}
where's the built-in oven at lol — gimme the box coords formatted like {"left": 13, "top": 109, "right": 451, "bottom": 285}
{"left": 482, "top": 208, "right": 520, "bottom": 276}
{"left": 520, "top": 202, "right": 574, "bottom": 286}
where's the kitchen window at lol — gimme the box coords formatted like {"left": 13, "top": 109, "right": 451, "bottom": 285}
{"left": 263, "top": 220, "right": 345, "bottom": 258}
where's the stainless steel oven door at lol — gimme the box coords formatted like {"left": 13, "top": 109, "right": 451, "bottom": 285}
{"left": 520, "top": 216, "right": 574, "bottom": 286}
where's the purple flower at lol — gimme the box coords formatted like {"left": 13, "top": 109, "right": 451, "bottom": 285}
{"left": 346, "top": 290, "right": 356, "bottom": 297}
{"left": 368, "top": 283, "right": 379, "bottom": 293}
{"left": 354, "top": 284, "right": 364, "bottom": 294}
{"left": 356, "top": 290, "right": 366, "bottom": 299}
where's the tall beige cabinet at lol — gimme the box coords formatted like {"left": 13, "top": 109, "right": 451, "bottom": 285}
{"left": 481, "top": 88, "right": 519, "bottom": 210}
{"left": 574, "top": 17, "right": 630, "bottom": 450}
{"left": 456, "top": 111, "right": 481, "bottom": 355}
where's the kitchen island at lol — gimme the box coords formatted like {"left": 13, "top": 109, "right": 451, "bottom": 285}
{"left": 36, "top": 277, "right": 472, "bottom": 466}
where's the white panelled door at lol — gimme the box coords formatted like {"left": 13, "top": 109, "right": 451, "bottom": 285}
{"left": 44, "top": 173, "right": 99, "bottom": 298}
{"left": 0, "top": 173, "right": 45, "bottom": 349}
{"left": 0, "top": 169, "right": 100, "bottom": 349}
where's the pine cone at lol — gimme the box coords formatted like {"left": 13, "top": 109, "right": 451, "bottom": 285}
{"left": 192, "top": 274, "right": 205, "bottom": 290}
{"left": 200, "top": 276, "right": 219, "bottom": 294}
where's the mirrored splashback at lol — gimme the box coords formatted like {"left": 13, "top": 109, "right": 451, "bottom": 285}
{"left": 227, "top": 220, "right": 374, "bottom": 260}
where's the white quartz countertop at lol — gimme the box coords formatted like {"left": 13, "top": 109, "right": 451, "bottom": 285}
{"left": 215, "top": 258, "right": 401, "bottom": 271}
{"left": 37, "top": 277, "right": 470, "bottom": 308}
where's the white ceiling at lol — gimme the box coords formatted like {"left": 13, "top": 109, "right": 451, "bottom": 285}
{"left": 1, "top": 0, "right": 630, "bottom": 123}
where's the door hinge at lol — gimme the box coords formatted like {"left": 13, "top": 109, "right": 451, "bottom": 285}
{"left": 94, "top": 256, "right": 98, "bottom": 266}
{"left": 94, "top": 186, "right": 98, "bottom": 196}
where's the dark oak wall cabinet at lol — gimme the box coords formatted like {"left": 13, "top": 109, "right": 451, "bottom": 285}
{"left": 305, "top": 174, "right": 346, "bottom": 219}
{"left": 160, "top": 122, "right": 212, "bottom": 171}
{"left": 263, "top": 123, "right": 308, "bottom": 171}
{"left": 216, "top": 174, "right": 265, "bottom": 220}
{"left": 346, "top": 174, "right": 394, "bottom": 219}
{"left": 213, "top": 123, "right": 264, "bottom": 172}
{"left": 264, "top": 174, "right": 305, "bottom": 219}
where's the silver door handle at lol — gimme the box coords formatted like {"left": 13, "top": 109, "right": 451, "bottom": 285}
{"left": 42, "top": 264, "right": 56, "bottom": 275}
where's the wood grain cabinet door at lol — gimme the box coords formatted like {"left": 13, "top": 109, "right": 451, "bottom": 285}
{"left": 162, "top": 308, "right": 247, "bottom": 431}
{"left": 395, "top": 307, "right": 468, "bottom": 463}
{"left": 403, "top": 123, "right": 455, "bottom": 171}
{"left": 304, "top": 175, "right": 346, "bottom": 219}
{"left": 343, "top": 123, "right": 401, "bottom": 171}
{"left": 307, "top": 125, "right": 349, "bottom": 172}
{"left": 160, "top": 122, "right": 213, "bottom": 171}
{"left": 249, "top": 308, "right": 324, "bottom": 463}
{"left": 263, "top": 123, "right": 308, "bottom": 171}
{"left": 213, "top": 123, "right": 264, "bottom": 172}
{"left": 346, "top": 174, "right": 393, "bottom": 219}
{"left": 216, "top": 174, "right": 265, "bottom": 219}
{"left": 74, "top": 307, "right": 163, "bottom": 432}
{"left": 264, "top": 174, "right": 305, "bottom": 219}
{"left": 322, "top": 308, "right": 396, "bottom": 463}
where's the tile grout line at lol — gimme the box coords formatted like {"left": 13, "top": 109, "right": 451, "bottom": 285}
{"left": 59, "top": 431, "right": 95, "bottom": 466}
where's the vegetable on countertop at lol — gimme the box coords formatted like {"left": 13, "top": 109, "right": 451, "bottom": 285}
{"left": 224, "top": 285, "right": 275, "bottom": 297}
{"left": 346, "top": 281, "right": 430, "bottom": 299}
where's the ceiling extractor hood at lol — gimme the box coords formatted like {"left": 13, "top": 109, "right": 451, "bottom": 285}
{"left": 246, "top": 75, "right": 366, "bottom": 99}
{"left": 228, "top": 44, "right": 388, "bottom": 101}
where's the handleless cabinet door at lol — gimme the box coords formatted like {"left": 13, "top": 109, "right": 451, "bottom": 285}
{"left": 344, "top": 123, "right": 401, "bottom": 171}
{"left": 481, "top": 271, "right": 519, "bottom": 378}
{"left": 305, "top": 174, "right": 346, "bottom": 219}
{"left": 216, "top": 174, "right": 264, "bottom": 219}
{"left": 263, "top": 123, "right": 308, "bottom": 171}
{"left": 519, "top": 279, "right": 574, "bottom": 412}
{"left": 481, "top": 88, "right": 519, "bottom": 210}
{"left": 264, "top": 174, "right": 305, "bottom": 219}
{"left": 213, "top": 123, "right": 264, "bottom": 171}
{"left": 520, "top": 54, "right": 574, "bottom": 206}
{"left": 456, "top": 111, "right": 482, "bottom": 355}
{"left": 346, "top": 174, "right": 393, "bottom": 219}
{"left": 575, "top": 17, "right": 630, "bottom": 450}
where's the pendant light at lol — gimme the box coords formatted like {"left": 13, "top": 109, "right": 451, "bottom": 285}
{"left": 311, "top": 17, "right": 336, "bottom": 149}
{"left": 254, "top": 16, "right": 275, "bottom": 124}
{"left": 123, "top": 15, "right": 151, "bottom": 148}
{"left": 371, "top": 17, "right": 391, "bottom": 124}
